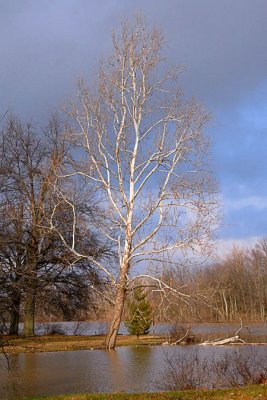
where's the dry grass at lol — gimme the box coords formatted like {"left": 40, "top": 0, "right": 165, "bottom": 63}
{"left": 2, "top": 334, "right": 165, "bottom": 354}
{"left": 2, "top": 330, "right": 266, "bottom": 355}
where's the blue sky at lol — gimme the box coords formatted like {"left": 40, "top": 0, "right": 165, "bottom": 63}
{"left": 1, "top": 0, "right": 267, "bottom": 255}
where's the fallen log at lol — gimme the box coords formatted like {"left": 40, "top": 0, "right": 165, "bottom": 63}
{"left": 199, "top": 335, "right": 246, "bottom": 346}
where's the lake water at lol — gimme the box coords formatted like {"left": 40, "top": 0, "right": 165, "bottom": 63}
{"left": 29, "top": 321, "right": 267, "bottom": 337}
{"left": 1, "top": 344, "right": 267, "bottom": 399}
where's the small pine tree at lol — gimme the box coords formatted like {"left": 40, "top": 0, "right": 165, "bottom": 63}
{"left": 125, "top": 288, "right": 152, "bottom": 337}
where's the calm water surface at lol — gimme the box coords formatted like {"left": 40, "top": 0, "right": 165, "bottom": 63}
{"left": 1, "top": 345, "right": 267, "bottom": 400}
{"left": 28, "top": 321, "right": 267, "bottom": 336}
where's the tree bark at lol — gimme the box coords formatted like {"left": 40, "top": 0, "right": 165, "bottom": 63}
{"left": 105, "top": 284, "right": 126, "bottom": 350}
{"left": 106, "top": 261, "right": 129, "bottom": 350}
{"left": 23, "top": 289, "right": 36, "bottom": 336}
{"left": 23, "top": 274, "right": 37, "bottom": 336}
{"left": 9, "top": 292, "right": 21, "bottom": 335}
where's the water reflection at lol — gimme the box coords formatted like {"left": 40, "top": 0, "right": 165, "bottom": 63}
{"left": 108, "top": 350, "right": 126, "bottom": 391}
{"left": 0, "top": 345, "right": 267, "bottom": 400}
{"left": 125, "top": 347, "right": 153, "bottom": 392}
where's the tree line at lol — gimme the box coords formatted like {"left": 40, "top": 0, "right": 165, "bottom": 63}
{"left": 152, "top": 241, "right": 267, "bottom": 323}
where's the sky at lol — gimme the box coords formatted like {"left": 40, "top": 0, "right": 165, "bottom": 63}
{"left": 1, "top": 0, "right": 267, "bottom": 256}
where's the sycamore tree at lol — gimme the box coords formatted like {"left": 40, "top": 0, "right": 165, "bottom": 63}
{"left": 53, "top": 16, "right": 217, "bottom": 349}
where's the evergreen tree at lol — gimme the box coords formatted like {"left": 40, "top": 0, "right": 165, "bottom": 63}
{"left": 125, "top": 288, "right": 152, "bottom": 337}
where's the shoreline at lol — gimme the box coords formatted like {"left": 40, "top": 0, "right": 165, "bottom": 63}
{"left": 1, "top": 334, "right": 165, "bottom": 354}
{"left": 1, "top": 334, "right": 267, "bottom": 355}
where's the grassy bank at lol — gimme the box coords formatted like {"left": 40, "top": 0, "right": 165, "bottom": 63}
{"left": 2, "top": 334, "right": 165, "bottom": 354}
{"left": 2, "top": 333, "right": 267, "bottom": 354}
{"left": 23, "top": 385, "right": 267, "bottom": 400}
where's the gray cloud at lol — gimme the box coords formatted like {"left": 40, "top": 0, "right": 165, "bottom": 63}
{"left": 1, "top": 0, "right": 267, "bottom": 245}
{"left": 2, "top": 0, "right": 267, "bottom": 117}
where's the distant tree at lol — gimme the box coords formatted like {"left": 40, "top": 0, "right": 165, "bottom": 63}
{"left": 125, "top": 288, "right": 152, "bottom": 337}
{"left": 154, "top": 239, "right": 267, "bottom": 324}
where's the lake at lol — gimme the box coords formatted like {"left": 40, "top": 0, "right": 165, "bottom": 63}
{"left": 1, "top": 344, "right": 267, "bottom": 399}
{"left": 28, "top": 320, "right": 267, "bottom": 337}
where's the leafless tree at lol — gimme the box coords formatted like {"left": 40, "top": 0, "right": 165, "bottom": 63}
{"left": 174, "top": 242, "right": 267, "bottom": 323}
{"left": 250, "top": 239, "right": 267, "bottom": 321}
{"left": 53, "top": 16, "right": 217, "bottom": 349}
{"left": 0, "top": 116, "right": 68, "bottom": 335}
{"left": 0, "top": 115, "right": 114, "bottom": 335}
{"left": 0, "top": 204, "right": 25, "bottom": 334}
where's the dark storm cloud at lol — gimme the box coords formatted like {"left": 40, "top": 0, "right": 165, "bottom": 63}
{"left": 0, "top": 0, "right": 116, "bottom": 120}
{"left": 1, "top": 0, "right": 267, "bottom": 116}
{"left": 1, "top": 0, "right": 267, "bottom": 246}
{"left": 118, "top": 0, "right": 267, "bottom": 107}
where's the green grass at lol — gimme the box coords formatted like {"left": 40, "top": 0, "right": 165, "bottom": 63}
{"left": 21, "top": 385, "right": 267, "bottom": 400}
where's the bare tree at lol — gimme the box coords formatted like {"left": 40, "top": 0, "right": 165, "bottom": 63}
{"left": 0, "top": 116, "right": 69, "bottom": 335}
{"left": 0, "top": 203, "right": 26, "bottom": 335}
{"left": 250, "top": 239, "right": 267, "bottom": 321}
{"left": 0, "top": 115, "right": 114, "bottom": 335}
{"left": 54, "top": 16, "right": 217, "bottom": 349}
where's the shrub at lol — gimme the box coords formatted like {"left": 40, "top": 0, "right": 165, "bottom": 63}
{"left": 125, "top": 288, "right": 152, "bottom": 337}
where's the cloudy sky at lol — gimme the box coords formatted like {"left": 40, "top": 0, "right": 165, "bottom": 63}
{"left": 1, "top": 0, "right": 267, "bottom": 255}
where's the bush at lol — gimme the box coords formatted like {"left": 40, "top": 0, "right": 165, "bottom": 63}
{"left": 157, "top": 347, "right": 267, "bottom": 390}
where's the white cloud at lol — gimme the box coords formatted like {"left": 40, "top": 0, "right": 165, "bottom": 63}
{"left": 224, "top": 196, "right": 267, "bottom": 212}
{"left": 213, "top": 236, "right": 260, "bottom": 259}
